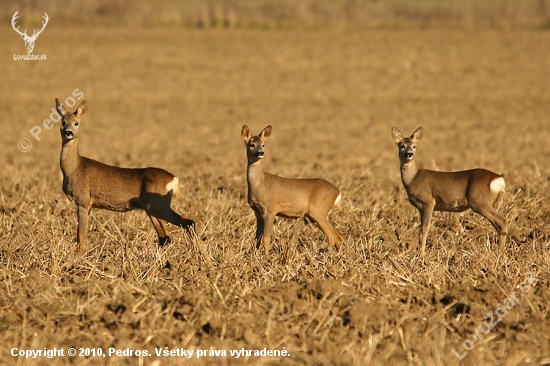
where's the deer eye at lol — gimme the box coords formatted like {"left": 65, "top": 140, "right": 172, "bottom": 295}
{"left": 74, "top": 122, "right": 79, "bottom": 126}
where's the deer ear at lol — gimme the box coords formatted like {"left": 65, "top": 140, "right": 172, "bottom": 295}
{"left": 259, "top": 125, "right": 272, "bottom": 141}
{"left": 411, "top": 127, "right": 423, "bottom": 142}
{"left": 241, "top": 125, "right": 251, "bottom": 142}
{"left": 55, "top": 98, "right": 67, "bottom": 117}
{"left": 391, "top": 127, "right": 403, "bottom": 143}
{"left": 75, "top": 100, "right": 88, "bottom": 117}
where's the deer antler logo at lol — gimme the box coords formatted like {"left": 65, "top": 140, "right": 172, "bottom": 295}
{"left": 11, "top": 11, "right": 49, "bottom": 54}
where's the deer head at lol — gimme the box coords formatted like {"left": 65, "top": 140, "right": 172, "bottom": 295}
{"left": 11, "top": 11, "right": 49, "bottom": 54}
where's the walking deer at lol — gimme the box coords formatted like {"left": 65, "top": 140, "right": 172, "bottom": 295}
{"left": 241, "top": 125, "right": 343, "bottom": 251}
{"left": 391, "top": 127, "right": 507, "bottom": 257}
{"left": 57, "top": 99, "right": 195, "bottom": 252}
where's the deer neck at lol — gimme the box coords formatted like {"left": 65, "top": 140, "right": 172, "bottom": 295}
{"left": 60, "top": 139, "right": 82, "bottom": 176}
{"left": 400, "top": 159, "right": 418, "bottom": 188}
{"left": 246, "top": 159, "right": 265, "bottom": 192}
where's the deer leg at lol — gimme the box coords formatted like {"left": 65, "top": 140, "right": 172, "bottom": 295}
{"left": 261, "top": 212, "right": 275, "bottom": 251}
{"left": 146, "top": 204, "right": 196, "bottom": 238}
{"left": 76, "top": 205, "right": 89, "bottom": 253}
{"left": 308, "top": 211, "right": 343, "bottom": 250}
{"left": 147, "top": 214, "right": 171, "bottom": 246}
{"left": 137, "top": 192, "right": 196, "bottom": 238}
{"left": 418, "top": 202, "right": 435, "bottom": 257}
{"left": 167, "top": 209, "right": 196, "bottom": 235}
{"left": 253, "top": 209, "right": 264, "bottom": 249}
{"left": 471, "top": 204, "right": 508, "bottom": 251}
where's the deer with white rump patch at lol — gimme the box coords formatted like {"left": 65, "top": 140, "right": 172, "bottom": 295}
{"left": 241, "top": 125, "right": 343, "bottom": 251}
{"left": 391, "top": 127, "right": 507, "bottom": 257}
{"left": 57, "top": 99, "right": 195, "bottom": 252}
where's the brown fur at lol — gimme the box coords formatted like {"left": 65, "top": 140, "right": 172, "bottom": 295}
{"left": 391, "top": 127, "right": 508, "bottom": 257}
{"left": 57, "top": 99, "right": 195, "bottom": 252}
{"left": 241, "top": 125, "right": 343, "bottom": 251}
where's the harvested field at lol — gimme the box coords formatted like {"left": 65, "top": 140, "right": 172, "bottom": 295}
{"left": 0, "top": 18, "right": 549, "bottom": 366}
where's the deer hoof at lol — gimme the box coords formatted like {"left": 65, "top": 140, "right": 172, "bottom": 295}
{"left": 159, "top": 236, "right": 172, "bottom": 247}
{"left": 184, "top": 221, "right": 196, "bottom": 233}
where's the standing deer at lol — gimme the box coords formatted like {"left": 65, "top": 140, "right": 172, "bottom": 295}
{"left": 57, "top": 99, "right": 195, "bottom": 252}
{"left": 391, "top": 127, "right": 507, "bottom": 257}
{"left": 241, "top": 125, "right": 343, "bottom": 251}
{"left": 11, "top": 11, "right": 48, "bottom": 54}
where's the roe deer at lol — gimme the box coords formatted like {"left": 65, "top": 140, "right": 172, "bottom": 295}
{"left": 57, "top": 99, "right": 195, "bottom": 252}
{"left": 391, "top": 127, "right": 507, "bottom": 257}
{"left": 241, "top": 125, "right": 343, "bottom": 251}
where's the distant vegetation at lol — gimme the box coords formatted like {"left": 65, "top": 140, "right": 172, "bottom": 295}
{"left": 3, "top": 0, "right": 550, "bottom": 29}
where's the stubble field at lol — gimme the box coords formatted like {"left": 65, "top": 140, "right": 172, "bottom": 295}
{"left": 0, "top": 25, "right": 549, "bottom": 365}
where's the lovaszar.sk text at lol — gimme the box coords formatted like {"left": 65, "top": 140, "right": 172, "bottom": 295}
{"left": 13, "top": 54, "right": 47, "bottom": 60}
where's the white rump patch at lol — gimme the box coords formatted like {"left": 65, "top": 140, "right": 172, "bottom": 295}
{"left": 166, "top": 177, "right": 180, "bottom": 196}
{"left": 490, "top": 177, "right": 505, "bottom": 193}
{"left": 334, "top": 193, "right": 342, "bottom": 207}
